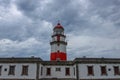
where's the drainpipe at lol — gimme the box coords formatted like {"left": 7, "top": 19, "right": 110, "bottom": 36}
{"left": 76, "top": 62, "right": 79, "bottom": 80}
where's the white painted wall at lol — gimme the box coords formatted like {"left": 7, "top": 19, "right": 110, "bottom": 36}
{"left": 39, "top": 65, "right": 76, "bottom": 79}
{"left": 60, "top": 36, "right": 65, "bottom": 41}
{"left": 0, "top": 63, "right": 37, "bottom": 79}
{"left": 78, "top": 63, "right": 120, "bottom": 79}
{"left": 59, "top": 44, "right": 66, "bottom": 53}
{"left": 51, "top": 44, "right": 57, "bottom": 52}
{"left": 51, "top": 44, "right": 66, "bottom": 53}
{"left": 1, "top": 62, "right": 120, "bottom": 80}
{"left": 52, "top": 36, "right": 65, "bottom": 42}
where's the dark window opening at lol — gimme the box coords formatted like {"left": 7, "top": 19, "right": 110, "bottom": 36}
{"left": 108, "top": 68, "right": 111, "bottom": 71}
{"left": 8, "top": 66, "right": 15, "bottom": 75}
{"left": 87, "top": 66, "right": 94, "bottom": 76}
{"left": 4, "top": 68, "right": 7, "bottom": 71}
{"left": 0, "top": 66, "right": 2, "bottom": 75}
{"left": 21, "top": 65, "right": 28, "bottom": 75}
{"left": 65, "top": 68, "right": 70, "bottom": 76}
{"left": 46, "top": 68, "right": 51, "bottom": 76}
{"left": 41, "top": 67, "right": 43, "bottom": 75}
{"left": 114, "top": 66, "right": 120, "bottom": 75}
{"left": 101, "top": 66, "right": 107, "bottom": 75}
{"left": 56, "top": 68, "right": 61, "bottom": 71}
{"left": 73, "top": 67, "right": 75, "bottom": 76}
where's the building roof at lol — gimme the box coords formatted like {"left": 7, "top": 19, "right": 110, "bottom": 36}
{"left": 0, "top": 57, "right": 42, "bottom": 63}
{"left": 42, "top": 61, "right": 74, "bottom": 65}
{"left": 74, "top": 57, "right": 120, "bottom": 63}
{"left": 0, "top": 57, "right": 120, "bottom": 64}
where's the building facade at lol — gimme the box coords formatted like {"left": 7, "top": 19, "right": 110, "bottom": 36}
{"left": 0, "top": 23, "right": 120, "bottom": 80}
{"left": 0, "top": 58, "right": 120, "bottom": 80}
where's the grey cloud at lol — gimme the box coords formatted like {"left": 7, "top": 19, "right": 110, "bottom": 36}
{"left": 88, "top": 0, "right": 120, "bottom": 26}
{"left": 15, "top": 0, "right": 83, "bottom": 26}
{"left": 0, "top": 0, "right": 120, "bottom": 60}
{"left": 15, "top": 0, "right": 40, "bottom": 14}
{"left": 0, "top": 0, "right": 11, "bottom": 7}
{"left": 14, "top": 0, "right": 120, "bottom": 31}
{"left": 0, "top": 38, "right": 50, "bottom": 59}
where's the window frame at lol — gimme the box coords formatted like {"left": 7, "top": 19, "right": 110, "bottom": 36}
{"left": 73, "top": 67, "right": 75, "bottom": 76}
{"left": 8, "top": 65, "right": 15, "bottom": 75}
{"left": 41, "top": 67, "right": 43, "bottom": 75}
{"left": 21, "top": 65, "right": 28, "bottom": 76}
{"left": 65, "top": 67, "right": 70, "bottom": 76}
{"left": 100, "top": 66, "right": 107, "bottom": 75}
{"left": 87, "top": 66, "right": 94, "bottom": 76}
{"left": 0, "top": 66, "right": 2, "bottom": 75}
{"left": 56, "top": 67, "right": 61, "bottom": 72}
{"left": 46, "top": 68, "right": 51, "bottom": 76}
{"left": 114, "top": 66, "right": 120, "bottom": 75}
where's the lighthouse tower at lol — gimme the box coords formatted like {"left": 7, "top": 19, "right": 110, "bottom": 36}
{"left": 50, "top": 23, "right": 67, "bottom": 61}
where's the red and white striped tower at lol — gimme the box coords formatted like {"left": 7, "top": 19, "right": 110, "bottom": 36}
{"left": 50, "top": 22, "right": 67, "bottom": 61}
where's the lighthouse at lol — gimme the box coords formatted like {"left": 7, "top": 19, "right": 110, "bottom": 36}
{"left": 50, "top": 23, "right": 67, "bottom": 61}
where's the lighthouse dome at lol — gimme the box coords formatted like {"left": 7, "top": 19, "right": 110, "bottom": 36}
{"left": 54, "top": 23, "right": 64, "bottom": 30}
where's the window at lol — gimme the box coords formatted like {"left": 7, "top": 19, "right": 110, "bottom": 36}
{"left": 22, "top": 65, "right": 28, "bottom": 75}
{"left": 101, "top": 66, "right": 107, "bottom": 75}
{"left": 73, "top": 67, "right": 75, "bottom": 76}
{"left": 46, "top": 68, "right": 51, "bottom": 76}
{"left": 65, "top": 68, "right": 70, "bottom": 76}
{"left": 8, "top": 65, "right": 15, "bottom": 75}
{"left": 4, "top": 68, "right": 7, "bottom": 71}
{"left": 56, "top": 68, "right": 61, "bottom": 71}
{"left": 87, "top": 66, "right": 94, "bottom": 75}
{"left": 114, "top": 66, "right": 120, "bottom": 75}
{"left": 41, "top": 67, "right": 43, "bottom": 75}
{"left": 0, "top": 66, "right": 2, "bottom": 75}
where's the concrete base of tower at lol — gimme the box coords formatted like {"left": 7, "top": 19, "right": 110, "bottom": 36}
{"left": 50, "top": 52, "right": 67, "bottom": 61}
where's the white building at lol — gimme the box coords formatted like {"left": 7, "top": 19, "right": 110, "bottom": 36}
{"left": 0, "top": 23, "right": 120, "bottom": 80}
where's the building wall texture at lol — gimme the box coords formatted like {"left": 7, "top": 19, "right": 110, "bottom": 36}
{"left": 0, "top": 58, "right": 120, "bottom": 80}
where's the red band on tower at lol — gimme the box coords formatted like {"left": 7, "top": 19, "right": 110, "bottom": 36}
{"left": 50, "top": 22, "right": 67, "bottom": 61}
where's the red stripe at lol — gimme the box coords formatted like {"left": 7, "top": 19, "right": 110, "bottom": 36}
{"left": 50, "top": 52, "right": 67, "bottom": 61}
{"left": 57, "top": 35, "right": 60, "bottom": 41}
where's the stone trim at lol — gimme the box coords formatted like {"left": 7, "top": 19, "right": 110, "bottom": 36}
{"left": 0, "top": 57, "right": 42, "bottom": 63}
{"left": 1, "top": 57, "right": 120, "bottom": 64}
{"left": 79, "top": 79, "right": 120, "bottom": 80}
{"left": 0, "top": 78, "right": 36, "bottom": 80}
{"left": 42, "top": 61, "right": 74, "bottom": 65}
{"left": 74, "top": 58, "right": 120, "bottom": 64}
{"left": 39, "top": 78, "right": 76, "bottom": 80}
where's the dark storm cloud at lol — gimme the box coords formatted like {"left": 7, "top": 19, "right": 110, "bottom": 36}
{"left": 15, "top": 0, "right": 91, "bottom": 34}
{"left": 90, "top": 0, "right": 120, "bottom": 23}
{"left": 15, "top": 0, "right": 79, "bottom": 23}
{"left": 15, "top": 0, "right": 120, "bottom": 37}
{"left": 15, "top": 0, "right": 40, "bottom": 19}
{"left": 0, "top": 0, "right": 52, "bottom": 40}
{"left": 0, "top": 0, "right": 120, "bottom": 60}
{"left": 0, "top": 0, "right": 52, "bottom": 59}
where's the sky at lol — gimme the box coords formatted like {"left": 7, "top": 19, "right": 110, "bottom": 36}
{"left": 0, "top": 0, "right": 120, "bottom": 60}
